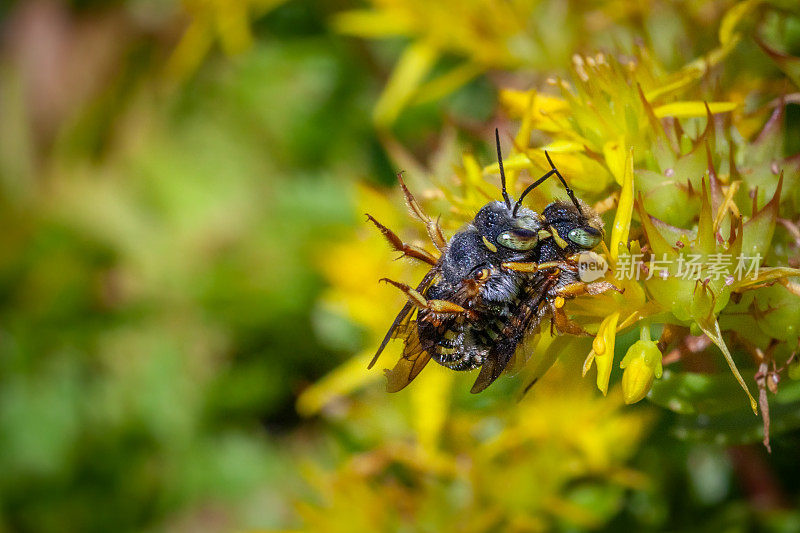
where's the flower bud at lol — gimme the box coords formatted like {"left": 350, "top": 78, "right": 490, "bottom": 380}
{"left": 619, "top": 339, "right": 663, "bottom": 404}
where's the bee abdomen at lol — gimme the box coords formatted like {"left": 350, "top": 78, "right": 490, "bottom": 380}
{"left": 434, "top": 327, "right": 461, "bottom": 356}
{"left": 429, "top": 325, "right": 486, "bottom": 371}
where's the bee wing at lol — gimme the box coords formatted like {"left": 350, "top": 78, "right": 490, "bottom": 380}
{"left": 504, "top": 332, "right": 543, "bottom": 375}
{"left": 384, "top": 321, "right": 431, "bottom": 392}
{"left": 368, "top": 301, "right": 413, "bottom": 369}
{"left": 369, "top": 269, "right": 438, "bottom": 369}
{"left": 470, "top": 277, "right": 554, "bottom": 394}
{"left": 470, "top": 337, "right": 518, "bottom": 394}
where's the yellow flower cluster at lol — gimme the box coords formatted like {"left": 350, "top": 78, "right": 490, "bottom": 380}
{"left": 297, "top": 0, "right": 800, "bottom": 525}
{"left": 307, "top": 0, "right": 798, "bottom": 431}
{"left": 334, "top": 0, "right": 741, "bottom": 127}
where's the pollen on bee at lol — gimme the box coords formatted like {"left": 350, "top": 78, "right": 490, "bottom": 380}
{"left": 554, "top": 296, "right": 565, "bottom": 309}
{"left": 482, "top": 236, "right": 498, "bottom": 253}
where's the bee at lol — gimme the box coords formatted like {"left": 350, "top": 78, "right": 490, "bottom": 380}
{"left": 368, "top": 130, "right": 618, "bottom": 393}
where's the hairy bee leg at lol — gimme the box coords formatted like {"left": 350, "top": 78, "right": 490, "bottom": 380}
{"left": 586, "top": 281, "right": 624, "bottom": 295}
{"left": 380, "top": 278, "right": 468, "bottom": 314}
{"left": 551, "top": 299, "right": 590, "bottom": 336}
{"left": 366, "top": 214, "right": 438, "bottom": 266}
{"left": 396, "top": 172, "right": 447, "bottom": 252}
{"left": 455, "top": 268, "right": 492, "bottom": 301}
{"left": 556, "top": 280, "right": 623, "bottom": 298}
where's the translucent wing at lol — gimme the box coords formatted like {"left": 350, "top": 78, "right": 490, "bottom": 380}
{"left": 369, "top": 269, "right": 437, "bottom": 369}
{"left": 384, "top": 320, "right": 431, "bottom": 392}
{"left": 470, "top": 331, "right": 525, "bottom": 393}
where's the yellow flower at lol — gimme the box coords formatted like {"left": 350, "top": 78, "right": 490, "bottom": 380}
{"left": 301, "top": 5, "right": 800, "bottom": 477}
{"left": 480, "top": 1, "right": 800, "bottom": 410}
{"left": 497, "top": 45, "right": 739, "bottom": 201}
{"left": 297, "top": 143, "right": 654, "bottom": 528}
{"left": 333, "top": 0, "right": 740, "bottom": 127}
{"left": 296, "top": 362, "right": 653, "bottom": 531}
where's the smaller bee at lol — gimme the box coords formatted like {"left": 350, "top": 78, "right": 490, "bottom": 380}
{"left": 368, "top": 131, "right": 617, "bottom": 392}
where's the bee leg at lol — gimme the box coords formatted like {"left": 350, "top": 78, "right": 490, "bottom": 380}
{"left": 396, "top": 172, "right": 447, "bottom": 252}
{"left": 585, "top": 281, "right": 624, "bottom": 295}
{"left": 455, "top": 268, "right": 492, "bottom": 301}
{"left": 551, "top": 298, "right": 590, "bottom": 336}
{"left": 501, "top": 260, "right": 570, "bottom": 273}
{"left": 501, "top": 262, "right": 539, "bottom": 273}
{"left": 556, "top": 281, "right": 623, "bottom": 298}
{"left": 380, "top": 278, "right": 468, "bottom": 314}
{"left": 366, "top": 214, "right": 438, "bottom": 265}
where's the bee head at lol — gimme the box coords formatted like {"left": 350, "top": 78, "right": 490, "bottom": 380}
{"left": 542, "top": 200, "right": 604, "bottom": 252}
{"left": 490, "top": 130, "right": 593, "bottom": 253}
{"left": 473, "top": 201, "right": 542, "bottom": 252}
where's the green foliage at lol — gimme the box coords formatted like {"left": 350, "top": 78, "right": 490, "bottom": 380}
{"left": 0, "top": 5, "right": 377, "bottom": 528}
{"left": 1, "top": 0, "right": 800, "bottom": 531}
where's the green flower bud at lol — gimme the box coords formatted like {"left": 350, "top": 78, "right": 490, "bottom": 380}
{"left": 619, "top": 338, "right": 663, "bottom": 405}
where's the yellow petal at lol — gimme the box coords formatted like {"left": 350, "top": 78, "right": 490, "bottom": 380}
{"left": 719, "top": 0, "right": 762, "bottom": 46}
{"left": 332, "top": 10, "right": 412, "bottom": 37}
{"left": 464, "top": 153, "right": 499, "bottom": 201}
{"left": 373, "top": 42, "right": 439, "bottom": 128}
{"left": 592, "top": 333, "right": 605, "bottom": 355}
{"left": 410, "top": 364, "right": 454, "bottom": 454}
{"left": 650, "top": 38, "right": 741, "bottom": 102}
{"left": 296, "top": 351, "right": 381, "bottom": 416}
{"left": 732, "top": 267, "right": 800, "bottom": 292}
{"left": 592, "top": 311, "right": 620, "bottom": 395}
{"left": 653, "top": 101, "right": 738, "bottom": 119}
{"left": 602, "top": 137, "right": 626, "bottom": 186}
{"left": 609, "top": 149, "right": 634, "bottom": 262}
{"left": 582, "top": 350, "right": 596, "bottom": 377}
{"left": 621, "top": 357, "right": 654, "bottom": 405}
{"left": 165, "top": 19, "right": 215, "bottom": 82}
{"left": 213, "top": 0, "right": 253, "bottom": 55}
{"left": 413, "top": 62, "right": 485, "bottom": 105}
{"left": 499, "top": 89, "right": 569, "bottom": 118}
{"left": 619, "top": 339, "right": 663, "bottom": 404}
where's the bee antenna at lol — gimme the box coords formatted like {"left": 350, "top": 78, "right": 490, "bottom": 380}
{"left": 513, "top": 151, "right": 584, "bottom": 217}
{"left": 495, "top": 128, "right": 512, "bottom": 209}
{"left": 544, "top": 151, "right": 584, "bottom": 216}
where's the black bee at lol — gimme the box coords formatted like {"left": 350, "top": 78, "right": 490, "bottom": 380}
{"left": 368, "top": 130, "right": 616, "bottom": 393}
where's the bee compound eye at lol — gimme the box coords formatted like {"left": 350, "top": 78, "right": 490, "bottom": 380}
{"left": 497, "top": 229, "right": 539, "bottom": 250}
{"left": 567, "top": 227, "right": 602, "bottom": 249}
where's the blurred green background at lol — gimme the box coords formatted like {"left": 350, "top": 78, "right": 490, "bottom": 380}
{"left": 1, "top": 1, "right": 800, "bottom": 532}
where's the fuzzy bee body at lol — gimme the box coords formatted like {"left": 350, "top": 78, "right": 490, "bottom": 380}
{"left": 419, "top": 267, "right": 525, "bottom": 371}
{"left": 369, "top": 131, "right": 616, "bottom": 393}
{"left": 415, "top": 201, "right": 544, "bottom": 372}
